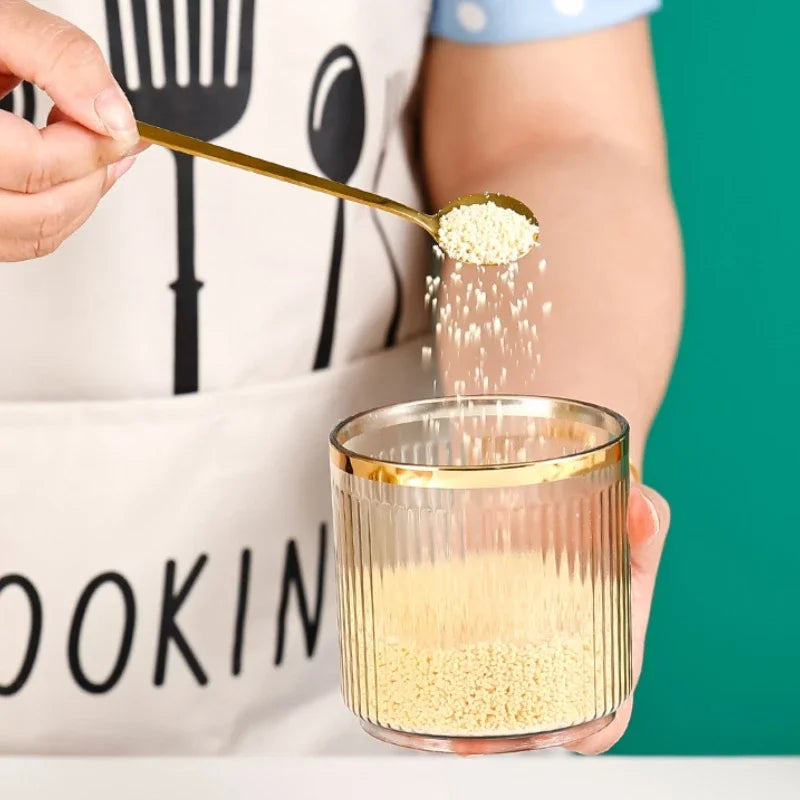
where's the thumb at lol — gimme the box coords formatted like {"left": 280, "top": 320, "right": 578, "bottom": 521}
{"left": 0, "top": 0, "right": 137, "bottom": 145}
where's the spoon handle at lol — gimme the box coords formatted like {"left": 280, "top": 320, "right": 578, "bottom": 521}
{"left": 137, "top": 121, "right": 436, "bottom": 236}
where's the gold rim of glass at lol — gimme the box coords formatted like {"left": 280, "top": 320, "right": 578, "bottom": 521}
{"left": 330, "top": 395, "right": 629, "bottom": 489}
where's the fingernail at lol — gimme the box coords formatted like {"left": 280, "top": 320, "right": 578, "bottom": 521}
{"left": 630, "top": 485, "right": 660, "bottom": 540}
{"left": 94, "top": 87, "right": 137, "bottom": 143}
{"left": 642, "top": 494, "right": 660, "bottom": 537}
{"left": 109, "top": 155, "right": 137, "bottom": 182}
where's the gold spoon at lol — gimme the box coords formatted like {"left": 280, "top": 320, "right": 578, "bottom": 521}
{"left": 136, "top": 121, "right": 538, "bottom": 266}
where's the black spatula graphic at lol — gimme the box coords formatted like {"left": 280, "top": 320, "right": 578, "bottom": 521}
{"left": 105, "top": 0, "right": 256, "bottom": 394}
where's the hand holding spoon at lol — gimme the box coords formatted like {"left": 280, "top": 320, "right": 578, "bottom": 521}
{"left": 136, "top": 122, "right": 539, "bottom": 266}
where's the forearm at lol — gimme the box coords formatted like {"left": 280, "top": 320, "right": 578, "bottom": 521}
{"left": 434, "top": 140, "right": 684, "bottom": 467}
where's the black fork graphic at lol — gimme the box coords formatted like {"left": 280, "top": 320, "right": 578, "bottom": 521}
{"left": 105, "top": 0, "right": 256, "bottom": 394}
{"left": 0, "top": 82, "right": 36, "bottom": 123}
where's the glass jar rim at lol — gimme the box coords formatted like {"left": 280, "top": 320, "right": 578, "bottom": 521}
{"left": 330, "top": 394, "right": 629, "bottom": 489}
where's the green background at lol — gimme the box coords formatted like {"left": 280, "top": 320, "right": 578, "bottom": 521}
{"left": 613, "top": 1, "right": 800, "bottom": 754}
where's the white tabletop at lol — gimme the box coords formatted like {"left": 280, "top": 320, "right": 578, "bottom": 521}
{"left": 0, "top": 757, "right": 797, "bottom": 799}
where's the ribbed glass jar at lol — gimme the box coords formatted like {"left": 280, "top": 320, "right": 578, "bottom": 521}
{"left": 329, "top": 396, "right": 632, "bottom": 754}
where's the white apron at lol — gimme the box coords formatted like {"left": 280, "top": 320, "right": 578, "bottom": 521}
{"left": 0, "top": 339, "right": 431, "bottom": 755}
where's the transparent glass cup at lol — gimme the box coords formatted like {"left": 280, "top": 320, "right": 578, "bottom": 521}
{"left": 329, "top": 396, "right": 632, "bottom": 754}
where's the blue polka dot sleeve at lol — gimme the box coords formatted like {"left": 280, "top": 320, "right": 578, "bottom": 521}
{"left": 430, "top": 0, "right": 662, "bottom": 44}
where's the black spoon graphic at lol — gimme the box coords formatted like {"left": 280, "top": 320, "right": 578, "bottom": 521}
{"left": 308, "top": 45, "right": 365, "bottom": 371}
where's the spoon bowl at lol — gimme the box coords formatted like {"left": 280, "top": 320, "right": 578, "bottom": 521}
{"left": 429, "top": 192, "right": 539, "bottom": 266}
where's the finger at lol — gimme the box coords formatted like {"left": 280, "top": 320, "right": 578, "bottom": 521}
{"left": 566, "top": 486, "right": 670, "bottom": 755}
{"left": 0, "top": 160, "right": 132, "bottom": 261}
{"left": 450, "top": 739, "right": 492, "bottom": 758}
{"left": 46, "top": 104, "right": 69, "bottom": 125}
{"left": 629, "top": 483, "right": 669, "bottom": 575}
{"left": 0, "top": 75, "right": 20, "bottom": 101}
{"left": 0, "top": 112, "right": 138, "bottom": 192}
{"left": 0, "top": 0, "right": 137, "bottom": 144}
{"left": 567, "top": 698, "right": 633, "bottom": 755}
{"left": 47, "top": 105, "right": 150, "bottom": 156}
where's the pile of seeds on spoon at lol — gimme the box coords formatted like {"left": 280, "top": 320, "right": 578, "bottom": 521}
{"left": 437, "top": 200, "right": 539, "bottom": 266}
